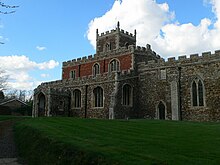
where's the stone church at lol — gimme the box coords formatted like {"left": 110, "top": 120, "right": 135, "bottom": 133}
{"left": 33, "top": 22, "right": 220, "bottom": 121}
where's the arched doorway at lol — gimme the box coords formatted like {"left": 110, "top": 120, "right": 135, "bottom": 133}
{"left": 158, "top": 101, "right": 166, "bottom": 120}
{"left": 38, "top": 93, "right": 46, "bottom": 116}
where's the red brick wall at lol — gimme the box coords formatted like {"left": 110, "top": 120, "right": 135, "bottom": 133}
{"left": 62, "top": 54, "right": 132, "bottom": 80}
{"left": 62, "top": 65, "right": 78, "bottom": 79}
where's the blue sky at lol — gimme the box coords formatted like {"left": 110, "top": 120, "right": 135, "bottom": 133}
{"left": 0, "top": 0, "right": 220, "bottom": 91}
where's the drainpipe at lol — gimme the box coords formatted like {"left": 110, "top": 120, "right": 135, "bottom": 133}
{"left": 85, "top": 85, "right": 88, "bottom": 118}
{"left": 178, "top": 67, "right": 182, "bottom": 121}
{"left": 68, "top": 94, "right": 71, "bottom": 117}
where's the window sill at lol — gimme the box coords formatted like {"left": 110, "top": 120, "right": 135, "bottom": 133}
{"left": 93, "top": 74, "right": 101, "bottom": 78}
{"left": 190, "top": 106, "right": 206, "bottom": 109}
{"left": 122, "top": 105, "right": 133, "bottom": 107}
{"left": 92, "top": 107, "right": 104, "bottom": 109}
{"left": 72, "top": 107, "right": 82, "bottom": 110}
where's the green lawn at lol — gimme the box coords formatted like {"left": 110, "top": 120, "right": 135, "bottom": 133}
{"left": 15, "top": 118, "right": 220, "bottom": 165}
{"left": 0, "top": 115, "right": 22, "bottom": 122}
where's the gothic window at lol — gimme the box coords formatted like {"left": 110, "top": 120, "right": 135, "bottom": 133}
{"left": 70, "top": 70, "right": 76, "bottom": 79}
{"left": 73, "top": 89, "right": 81, "bottom": 108}
{"left": 125, "top": 42, "right": 129, "bottom": 49}
{"left": 93, "top": 87, "right": 103, "bottom": 107}
{"left": 158, "top": 101, "right": 166, "bottom": 120}
{"left": 109, "top": 59, "right": 120, "bottom": 72}
{"left": 192, "top": 78, "right": 205, "bottom": 107}
{"left": 93, "top": 63, "right": 100, "bottom": 77}
{"left": 106, "top": 42, "right": 111, "bottom": 51}
{"left": 198, "top": 80, "right": 204, "bottom": 106}
{"left": 192, "top": 81, "right": 197, "bottom": 106}
{"left": 59, "top": 101, "right": 64, "bottom": 111}
{"left": 122, "top": 84, "right": 132, "bottom": 106}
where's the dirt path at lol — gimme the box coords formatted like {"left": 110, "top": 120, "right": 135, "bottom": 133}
{"left": 0, "top": 120, "right": 24, "bottom": 165}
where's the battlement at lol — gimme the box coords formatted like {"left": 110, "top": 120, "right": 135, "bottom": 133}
{"left": 120, "top": 29, "right": 135, "bottom": 37}
{"left": 138, "top": 49, "right": 220, "bottom": 70}
{"left": 62, "top": 46, "right": 131, "bottom": 67}
{"left": 98, "top": 29, "right": 135, "bottom": 38}
{"left": 38, "top": 69, "right": 134, "bottom": 89}
{"left": 62, "top": 44, "right": 157, "bottom": 67}
{"left": 97, "top": 21, "right": 136, "bottom": 39}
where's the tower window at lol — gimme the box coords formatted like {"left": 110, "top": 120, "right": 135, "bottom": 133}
{"left": 192, "top": 78, "right": 205, "bottom": 107}
{"left": 93, "top": 63, "right": 100, "bottom": 77}
{"left": 109, "top": 59, "right": 120, "bottom": 72}
{"left": 125, "top": 42, "right": 129, "bottom": 49}
{"left": 93, "top": 87, "right": 104, "bottom": 107}
{"left": 70, "top": 70, "right": 76, "bottom": 79}
{"left": 106, "top": 42, "right": 111, "bottom": 51}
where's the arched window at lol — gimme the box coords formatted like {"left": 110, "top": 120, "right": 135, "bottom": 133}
{"left": 106, "top": 42, "right": 111, "bottom": 51}
{"left": 93, "top": 87, "right": 103, "bottom": 107}
{"left": 73, "top": 89, "right": 81, "bottom": 108}
{"left": 192, "top": 78, "right": 205, "bottom": 106}
{"left": 109, "top": 59, "right": 120, "bottom": 72}
{"left": 38, "top": 92, "right": 46, "bottom": 117}
{"left": 93, "top": 63, "right": 100, "bottom": 77}
{"left": 158, "top": 101, "right": 166, "bottom": 120}
{"left": 122, "top": 84, "right": 132, "bottom": 106}
{"left": 70, "top": 70, "right": 76, "bottom": 79}
{"left": 125, "top": 42, "right": 129, "bottom": 49}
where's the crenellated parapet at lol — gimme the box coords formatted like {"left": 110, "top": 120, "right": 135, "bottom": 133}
{"left": 98, "top": 29, "right": 135, "bottom": 38}
{"left": 138, "top": 49, "right": 220, "bottom": 70}
{"left": 36, "top": 68, "right": 136, "bottom": 91}
{"left": 62, "top": 47, "right": 131, "bottom": 67}
{"left": 62, "top": 44, "right": 159, "bottom": 67}
{"left": 134, "top": 44, "right": 161, "bottom": 59}
{"left": 97, "top": 21, "right": 136, "bottom": 40}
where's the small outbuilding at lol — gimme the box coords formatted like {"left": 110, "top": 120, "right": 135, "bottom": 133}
{"left": 0, "top": 98, "right": 28, "bottom": 115}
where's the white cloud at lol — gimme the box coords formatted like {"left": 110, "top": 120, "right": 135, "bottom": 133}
{"left": 41, "top": 74, "right": 50, "bottom": 78}
{"left": 0, "top": 55, "right": 59, "bottom": 90}
{"left": 0, "top": 55, "right": 59, "bottom": 71}
{"left": 87, "top": 0, "right": 220, "bottom": 58}
{"left": 87, "top": 0, "right": 172, "bottom": 50}
{"left": 38, "top": 60, "right": 59, "bottom": 70}
{"left": 36, "top": 46, "right": 47, "bottom": 51}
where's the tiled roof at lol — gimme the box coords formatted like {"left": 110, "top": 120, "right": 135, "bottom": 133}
{"left": 0, "top": 98, "right": 27, "bottom": 106}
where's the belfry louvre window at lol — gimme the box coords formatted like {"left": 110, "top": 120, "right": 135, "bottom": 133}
{"left": 73, "top": 89, "right": 81, "bottom": 108}
{"left": 106, "top": 42, "right": 111, "bottom": 51}
{"left": 109, "top": 59, "right": 120, "bottom": 72}
{"left": 93, "top": 63, "right": 100, "bottom": 77}
{"left": 192, "top": 78, "right": 205, "bottom": 106}
{"left": 93, "top": 87, "right": 103, "bottom": 107}
{"left": 122, "top": 84, "right": 132, "bottom": 106}
{"left": 70, "top": 70, "right": 76, "bottom": 79}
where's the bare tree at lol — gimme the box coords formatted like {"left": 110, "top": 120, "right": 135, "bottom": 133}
{"left": 0, "top": 69, "right": 8, "bottom": 91}
{"left": 5, "top": 89, "right": 17, "bottom": 99}
{"left": 0, "top": 1, "right": 19, "bottom": 14}
{"left": 5, "top": 89, "right": 33, "bottom": 102}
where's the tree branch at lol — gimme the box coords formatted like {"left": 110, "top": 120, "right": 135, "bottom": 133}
{"left": 0, "top": 1, "right": 19, "bottom": 14}
{"left": 0, "top": 2, "right": 19, "bottom": 8}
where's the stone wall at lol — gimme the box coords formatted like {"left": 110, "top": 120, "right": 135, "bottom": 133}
{"left": 138, "top": 50, "right": 220, "bottom": 121}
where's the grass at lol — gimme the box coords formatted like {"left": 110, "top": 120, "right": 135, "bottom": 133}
{"left": 15, "top": 117, "right": 220, "bottom": 165}
{"left": 0, "top": 115, "right": 23, "bottom": 122}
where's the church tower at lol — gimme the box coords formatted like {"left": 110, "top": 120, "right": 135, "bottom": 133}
{"left": 96, "top": 21, "right": 136, "bottom": 54}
